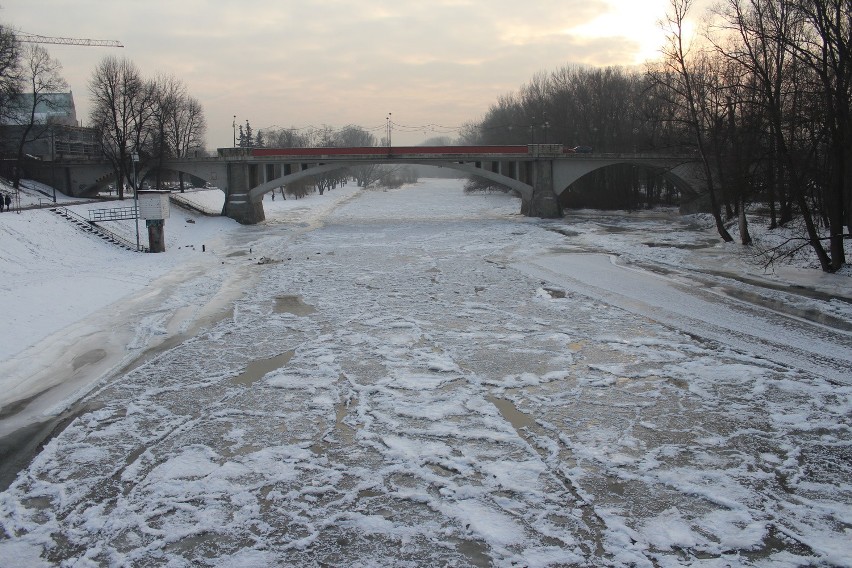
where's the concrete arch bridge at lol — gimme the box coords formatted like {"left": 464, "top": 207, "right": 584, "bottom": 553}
{"left": 36, "top": 145, "right": 707, "bottom": 224}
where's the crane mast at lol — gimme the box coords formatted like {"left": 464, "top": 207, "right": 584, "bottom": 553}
{"left": 17, "top": 32, "right": 123, "bottom": 48}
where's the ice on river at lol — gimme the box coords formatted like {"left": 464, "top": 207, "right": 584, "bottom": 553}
{"left": 1, "top": 180, "right": 850, "bottom": 567}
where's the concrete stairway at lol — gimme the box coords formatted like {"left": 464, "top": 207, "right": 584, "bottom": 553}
{"left": 49, "top": 207, "right": 147, "bottom": 252}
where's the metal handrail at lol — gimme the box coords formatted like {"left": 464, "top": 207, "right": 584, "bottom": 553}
{"left": 88, "top": 206, "right": 138, "bottom": 222}
{"left": 53, "top": 206, "right": 148, "bottom": 252}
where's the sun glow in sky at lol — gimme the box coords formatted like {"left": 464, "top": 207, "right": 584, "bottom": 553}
{"left": 568, "top": 0, "right": 673, "bottom": 64}
{"left": 3, "top": 0, "right": 687, "bottom": 148}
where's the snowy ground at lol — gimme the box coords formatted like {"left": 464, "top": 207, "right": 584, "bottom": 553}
{"left": 0, "top": 179, "right": 850, "bottom": 566}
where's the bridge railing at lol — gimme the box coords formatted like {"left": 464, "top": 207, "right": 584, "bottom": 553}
{"left": 88, "top": 206, "right": 138, "bottom": 222}
{"left": 54, "top": 206, "right": 147, "bottom": 252}
{"left": 529, "top": 144, "right": 569, "bottom": 156}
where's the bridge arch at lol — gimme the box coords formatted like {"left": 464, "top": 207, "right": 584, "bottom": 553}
{"left": 150, "top": 159, "right": 228, "bottom": 192}
{"left": 89, "top": 168, "right": 117, "bottom": 194}
{"left": 246, "top": 159, "right": 533, "bottom": 202}
{"left": 552, "top": 157, "right": 704, "bottom": 198}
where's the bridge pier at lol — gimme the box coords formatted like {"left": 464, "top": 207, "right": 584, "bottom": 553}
{"left": 223, "top": 162, "right": 265, "bottom": 224}
{"left": 523, "top": 160, "right": 562, "bottom": 218}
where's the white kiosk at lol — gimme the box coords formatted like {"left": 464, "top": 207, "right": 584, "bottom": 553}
{"left": 137, "top": 190, "right": 170, "bottom": 253}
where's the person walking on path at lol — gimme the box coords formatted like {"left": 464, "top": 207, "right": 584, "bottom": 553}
{"left": 4, "top": 193, "right": 11, "bottom": 212}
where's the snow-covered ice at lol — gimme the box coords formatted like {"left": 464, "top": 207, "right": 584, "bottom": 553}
{"left": 0, "top": 179, "right": 850, "bottom": 566}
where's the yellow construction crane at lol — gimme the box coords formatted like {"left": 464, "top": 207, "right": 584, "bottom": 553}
{"left": 17, "top": 32, "right": 123, "bottom": 48}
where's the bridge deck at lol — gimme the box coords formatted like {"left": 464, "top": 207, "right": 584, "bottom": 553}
{"left": 209, "top": 146, "right": 691, "bottom": 162}
{"left": 243, "top": 145, "right": 559, "bottom": 160}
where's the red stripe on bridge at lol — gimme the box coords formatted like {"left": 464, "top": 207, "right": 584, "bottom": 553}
{"left": 251, "top": 145, "right": 530, "bottom": 158}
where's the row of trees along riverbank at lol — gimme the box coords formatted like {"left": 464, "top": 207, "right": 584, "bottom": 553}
{"left": 462, "top": 0, "right": 849, "bottom": 273}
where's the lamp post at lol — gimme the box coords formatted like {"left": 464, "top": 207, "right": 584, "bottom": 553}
{"left": 132, "top": 150, "right": 140, "bottom": 252}
{"left": 51, "top": 129, "right": 57, "bottom": 203}
{"left": 386, "top": 112, "right": 392, "bottom": 151}
{"left": 233, "top": 115, "right": 236, "bottom": 148}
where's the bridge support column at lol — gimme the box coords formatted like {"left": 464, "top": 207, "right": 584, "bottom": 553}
{"left": 499, "top": 160, "right": 519, "bottom": 181}
{"left": 523, "top": 159, "right": 562, "bottom": 218}
{"left": 223, "top": 163, "right": 265, "bottom": 224}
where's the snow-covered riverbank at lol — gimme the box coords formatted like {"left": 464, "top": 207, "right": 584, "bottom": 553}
{"left": 1, "top": 179, "right": 850, "bottom": 566}
{"left": 0, "top": 183, "right": 364, "bottom": 437}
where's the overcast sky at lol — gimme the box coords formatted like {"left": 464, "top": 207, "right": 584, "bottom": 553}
{"left": 3, "top": 0, "right": 683, "bottom": 149}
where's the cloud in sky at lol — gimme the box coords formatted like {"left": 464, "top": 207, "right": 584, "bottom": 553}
{"left": 3, "top": 0, "right": 672, "bottom": 148}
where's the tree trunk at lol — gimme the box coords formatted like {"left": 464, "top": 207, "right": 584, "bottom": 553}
{"left": 697, "top": 136, "right": 734, "bottom": 241}
{"left": 116, "top": 171, "right": 124, "bottom": 201}
{"left": 13, "top": 122, "right": 36, "bottom": 190}
{"left": 797, "top": 190, "right": 833, "bottom": 271}
{"left": 767, "top": 143, "right": 778, "bottom": 229}
{"left": 738, "top": 196, "right": 752, "bottom": 245}
{"left": 828, "top": 139, "right": 846, "bottom": 269}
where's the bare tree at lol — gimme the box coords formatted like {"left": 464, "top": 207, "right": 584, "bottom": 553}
{"left": 129, "top": 78, "right": 158, "bottom": 179}
{"left": 0, "top": 24, "right": 20, "bottom": 125}
{"left": 421, "top": 135, "right": 455, "bottom": 146}
{"left": 311, "top": 125, "right": 341, "bottom": 194}
{"left": 88, "top": 56, "right": 147, "bottom": 199}
{"left": 337, "top": 125, "right": 379, "bottom": 187}
{"left": 149, "top": 74, "right": 183, "bottom": 190}
{"left": 790, "top": 0, "right": 850, "bottom": 269}
{"left": 10, "top": 44, "right": 67, "bottom": 189}
{"left": 658, "top": 0, "right": 734, "bottom": 241}
{"left": 351, "top": 163, "right": 383, "bottom": 188}
{"left": 336, "top": 125, "right": 375, "bottom": 147}
{"left": 262, "top": 126, "right": 311, "bottom": 148}
{"left": 171, "top": 94, "right": 205, "bottom": 186}
{"left": 714, "top": 0, "right": 835, "bottom": 270}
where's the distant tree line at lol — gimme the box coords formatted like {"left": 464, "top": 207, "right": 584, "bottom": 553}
{"left": 462, "top": 0, "right": 849, "bottom": 272}
{"left": 459, "top": 66, "right": 681, "bottom": 208}
{"left": 257, "top": 124, "right": 417, "bottom": 198}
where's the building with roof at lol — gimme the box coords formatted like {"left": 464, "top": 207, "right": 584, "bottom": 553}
{"left": 1, "top": 91, "right": 101, "bottom": 162}
{"left": 3, "top": 91, "right": 77, "bottom": 126}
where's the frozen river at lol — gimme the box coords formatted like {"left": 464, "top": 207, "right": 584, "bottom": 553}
{"left": 1, "top": 181, "right": 851, "bottom": 567}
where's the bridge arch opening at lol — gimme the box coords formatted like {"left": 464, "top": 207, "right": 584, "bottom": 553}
{"left": 556, "top": 163, "right": 683, "bottom": 210}
{"left": 143, "top": 165, "right": 216, "bottom": 193}
{"left": 246, "top": 160, "right": 533, "bottom": 203}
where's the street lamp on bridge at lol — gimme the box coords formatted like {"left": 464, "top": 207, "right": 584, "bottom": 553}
{"left": 386, "top": 112, "right": 392, "bottom": 151}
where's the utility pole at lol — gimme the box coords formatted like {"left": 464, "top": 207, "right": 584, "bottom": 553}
{"left": 386, "top": 112, "right": 392, "bottom": 151}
